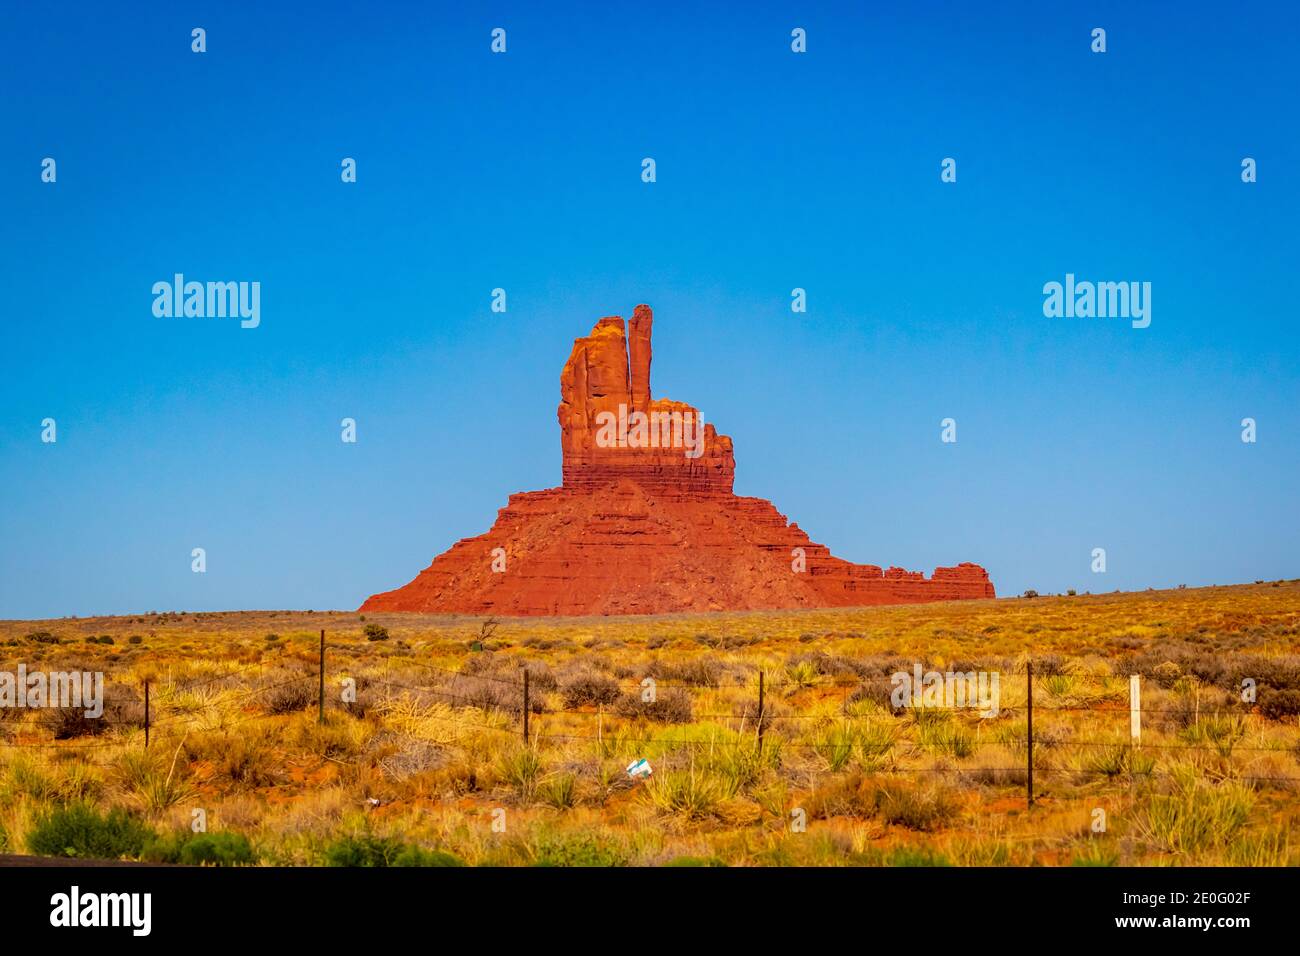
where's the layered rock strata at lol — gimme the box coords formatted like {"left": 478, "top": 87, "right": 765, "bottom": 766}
{"left": 361, "top": 307, "right": 994, "bottom": 615}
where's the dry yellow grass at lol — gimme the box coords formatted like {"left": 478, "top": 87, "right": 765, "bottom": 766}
{"left": 1, "top": 580, "right": 1297, "bottom": 866}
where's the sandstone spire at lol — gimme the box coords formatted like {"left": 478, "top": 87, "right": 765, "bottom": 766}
{"left": 361, "top": 306, "right": 994, "bottom": 615}
{"left": 557, "top": 310, "right": 734, "bottom": 494}
{"left": 628, "top": 304, "right": 652, "bottom": 414}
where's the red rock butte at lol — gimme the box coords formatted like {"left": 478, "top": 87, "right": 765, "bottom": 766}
{"left": 361, "top": 305, "right": 995, "bottom": 615}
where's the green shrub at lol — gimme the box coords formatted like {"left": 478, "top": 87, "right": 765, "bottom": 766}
{"left": 884, "top": 845, "right": 953, "bottom": 866}
{"left": 392, "top": 846, "right": 465, "bottom": 867}
{"left": 325, "top": 835, "right": 405, "bottom": 867}
{"left": 1134, "top": 772, "right": 1254, "bottom": 854}
{"left": 144, "top": 831, "right": 257, "bottom": 866}
{"left": 27, "top": 804, "right": 154, "bottom": 860}
{"left": 664, "top": 855, "right": 727, "bottom": 867}
{"left": 528, "top": 832, "right": 629, "bottom": 867}
{"left": 364, "top": 624, "right": 389, "bottom": 642}
{"left": 539, "top": 771, "right": 578, "bottom": 809}
{"left": 1071, "top": 842, "right": 1121, "bottom": 866}
{"left": 498, "top": 746, "right": 542, "bottom": 802}
{"left": 324, "top": 835, "right": 463, "bottom": 867}
{"left": 813, "top": 725, "right": 857, "bottom": 771}
{"left": 918, "top": 721, "right": 975, "bottom": 759}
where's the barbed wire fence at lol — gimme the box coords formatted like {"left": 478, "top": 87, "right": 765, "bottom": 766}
{"left": 2, "top": 630, "right": 1298, "bottom": 802}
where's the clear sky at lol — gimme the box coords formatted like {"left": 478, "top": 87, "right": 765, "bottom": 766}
{"left": 2, "top": 1, "right": 1296, "bottom": 619}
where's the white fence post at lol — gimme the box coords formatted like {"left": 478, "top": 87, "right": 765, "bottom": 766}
{"left": 1129, "top": 674, "right": 1141, "bottom": 746}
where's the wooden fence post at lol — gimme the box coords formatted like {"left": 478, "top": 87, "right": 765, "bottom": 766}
{"left": 318, "top": 629, "right": 326, "bottom": 725}
{"left": 522, "top": 668, "right": 530, "bottom": 744}
{"left": 757, "top": 671, "right": 766, "bottom": 754}
{"left": 1026, "top": 660, "right": 1034, "bottom": 807}
{"left": 143, "top": 680, "right": 150, "bottom": 750}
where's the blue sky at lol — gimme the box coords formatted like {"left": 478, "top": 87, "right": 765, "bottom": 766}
{"left": 1, "top": 1, "right": 1296, "bottom": 618}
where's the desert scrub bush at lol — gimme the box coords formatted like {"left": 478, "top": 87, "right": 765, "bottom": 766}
{"left": 373, "top": 733, "right": 444, "bottom": 781}
{"left": 0, "top": 756, "right": 59, "bottom": 803}
{"left": 1259, "top": 688, "right": 1300, "bottom": 721}
{"left": 447, "top": 674, "right": 543, "bottom": 716}
{"left": 263, "top": 679, "right": 314, "bottom": 715}
{"left": 1161, "top": 677, "right": 1223, "bottom": 729}
{"left": 1178, "top": 713, "right": 1247, "bottom": 757}
{"left": 665, "top": 855, "right": 727, "bottom": 866}
{"left": 646, "top": 657, "right": 726, "bottom": 688}
{"left": 905, "top": 705, "right": 955, "bottom": 729}
{"left": 1071, "top": 841, "right": 1122, "bottom": 866}
{"left": 785, "top": 650, "right": 875, "bottom": 680}
{"left": 706, "top": 740, "right": 771, "bottom": 794}
{"left": 497, "top": 743, "right": 543, "bottom": 802}
{"left": 643, "top": 763, "right": 729, "bottom": 820}
{"left": 991, "top": 719, "right": 1029, "bottom": 754}
{"left": 1133, "top": 768, "right": 1254, "bottom": 855}
{"left": 423, "top": 749, "right": 493, "bottom": 796}
{"left": 460, "top": 653, "right": 556, "bottom": 690}
{"left": 113, "top": 745, "right": 194, "bottom": 813}
{"left": 518, "top": 662, "right": 558, "bottom": 691}
{"left": 1084, "top": 744, "right": 1156, "bottom": 778}
{"left": 324, "top": 834, "right": 464, "bottom": 867}
{"left": 948, "top": 838, "right": 1022, "bottom": 866}
{"left": 1224, "top": 825, "right": 1293, "bottom": 866}
{"left": 807, "top": 774, "right": 958, "bottom": 830}
{"left": 751, "top": 779, "right": 789, "bottom": 820}
{"left": 364, "top": 623, "right": 389, "bottom": 642}
{"left": 812, "top": 724, "right": 857, "bottom": 772}
{"left": 389, "top": 845, "right": 466, "bottom": 867}
{"left": 848, "top": 679, "right": 896, "bottom": 711}
{"left": 101, "top": 684, "right": 145, "bottom": 728}
{"left": 804, "top": 773, "right": 876, "bottom": 820}
{"left": 613, "top": 687, "right": 693, "bottom": 723}
{"left": 782, "top": 659, "right": 820, "bottom": 690}
{"left": 520, "top": 829, "right": 630, "bottom": 867}
{"left": 870, "top": 845, "right": 954, "bottom": 867}
{"left": 40, "top": 706, "right": 107, "bottom": 740}
{"left": 857, "top": 717, "right": 900, "bottom": 764}
{"left": 333, "top": 678, "right": 373, "bottom": 719}
{"left": 539, "top": 771, "right": 578, "bottom": 809}
{"left": 1040, "top": 674, "right": 1078, "bottom": 698}
{"left": 51, "top": 760, "right": 104, "bottom": 803}
{"left": 872, "top": 780, "right": 961, "bottom": 831}
{"left": 27, "top": 804, "right": 154, "bottom": 860}
{"left": 143, "top": 830, "right": 257, "bottom": 866}
{"left": 918, "top": 720, "right": 975, "bottom": 759}
{"left": 559, "top": 671, "right": 621, "bottom": 708}
{"left": 288, "top": 712, "right": 369, "bottom": 759}
{"left": 183, "top": 727, "right": 281, "bottom": 789}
